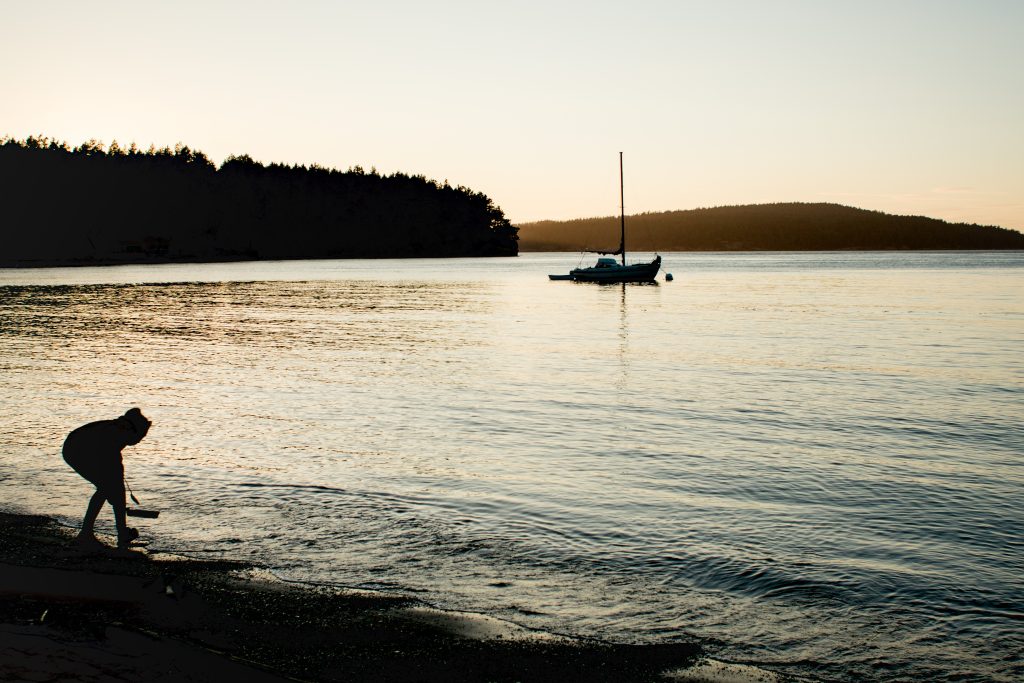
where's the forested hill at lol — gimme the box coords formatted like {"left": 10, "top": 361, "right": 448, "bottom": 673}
{"left": 0, "top": 136, "right": 518, "bottom": 266}
{"left": 516, "top": 203, "right": 1024, "bottom": 252}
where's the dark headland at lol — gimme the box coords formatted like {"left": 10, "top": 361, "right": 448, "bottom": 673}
{"left": 517, "top": 203, "right": 1024, "bottom": 252}
{"left": 0, "top": 136, "right": 518, "bottom": 267}
{"left": 0, "top": 512, "right": 720, "bottom": 682}
{"left": 6, "top": 136, "right": 1016, "bottom": 268}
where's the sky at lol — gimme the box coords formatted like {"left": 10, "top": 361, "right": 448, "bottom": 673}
{"left": 2, "top": 1, "right": 1022, "bottom": 229}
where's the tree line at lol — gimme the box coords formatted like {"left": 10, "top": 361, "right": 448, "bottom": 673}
{"left": 516, "top": 203, "right": 1024, "bottom": 252}
{"left": 0, "top": 135, "right": 518, "bottom": 266}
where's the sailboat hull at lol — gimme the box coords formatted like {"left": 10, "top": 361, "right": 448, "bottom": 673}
{"left": 569, "top": 255, "right": 661, "bottom": 283}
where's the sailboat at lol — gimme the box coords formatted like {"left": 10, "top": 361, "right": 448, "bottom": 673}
{"left": 549, "top": 152, "right": 662, "bottom": 283}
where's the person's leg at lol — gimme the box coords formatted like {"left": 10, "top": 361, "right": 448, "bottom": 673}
{"left": 100, "top": 479, "right": 136, "bottom": 548}
{"left": 65, "top": 444, "right": 108, "bottom": 543}
{"left": 77, "top": 489, "right": 106, "bottom": 542}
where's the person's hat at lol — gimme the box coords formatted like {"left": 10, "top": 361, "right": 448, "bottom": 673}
{"left": 122, "top": 407, "right": 151, "bottom": 433}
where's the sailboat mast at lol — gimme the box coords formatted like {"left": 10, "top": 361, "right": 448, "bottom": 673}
{"left": 619, "top": 151, "right": 626, "bottom": 266}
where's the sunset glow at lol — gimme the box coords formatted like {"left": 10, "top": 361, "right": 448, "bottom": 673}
{"left": 2, "top": 0, "right": 1022, "bottom": 228}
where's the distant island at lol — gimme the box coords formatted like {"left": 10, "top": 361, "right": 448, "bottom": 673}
{"left": 0, "top": 136, "right": 518, "bottom": 267}
{"left": 516, "top": 203, "right": 1024, "bottom": 252}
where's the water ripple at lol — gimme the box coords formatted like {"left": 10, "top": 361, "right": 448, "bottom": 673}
{"left": 2, "top": 253, "right": 1022, "bottom": 681}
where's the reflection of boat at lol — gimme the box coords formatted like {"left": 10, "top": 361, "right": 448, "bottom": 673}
{"left": 549, "top": 152, "right": 662, "bottom": 283}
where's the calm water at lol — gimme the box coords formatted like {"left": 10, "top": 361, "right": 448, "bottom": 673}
{"left": 1, "top": 252, "right": 1022, "bottom": 681}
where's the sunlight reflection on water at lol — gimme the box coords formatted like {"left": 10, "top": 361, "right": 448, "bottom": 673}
{"left": 1, "top": 252, "right": 1022, "bottom": 681}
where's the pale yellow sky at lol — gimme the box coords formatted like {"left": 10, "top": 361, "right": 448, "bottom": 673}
{"left": 2, "top": 1, "right": 1022, "bottom": 230}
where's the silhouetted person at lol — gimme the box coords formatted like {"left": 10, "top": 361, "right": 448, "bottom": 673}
{"left": 63, "top": 408, "right": 152, "bottom": 549}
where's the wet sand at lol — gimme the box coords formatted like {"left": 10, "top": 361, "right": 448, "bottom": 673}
{"left": 0, "top": 512, "right": 712, "bottom": 682}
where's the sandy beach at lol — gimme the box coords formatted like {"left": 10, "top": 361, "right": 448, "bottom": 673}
{"left": 0, "top": 512, "right": 724, "bottom": 682}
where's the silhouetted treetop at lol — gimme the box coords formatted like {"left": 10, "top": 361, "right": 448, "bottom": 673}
{"left": 0, "top": 135, "right": 518, "bottom": 266}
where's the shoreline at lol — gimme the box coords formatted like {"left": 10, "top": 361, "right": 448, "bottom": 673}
{"left": 1, "top": 511, "right": 767, "bottom": 682}
{"left": 3, "top": 247, "right": 1024, "bottom": 270}
{"left": 0, "top": 252, "right": 520, "bottom": 270}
